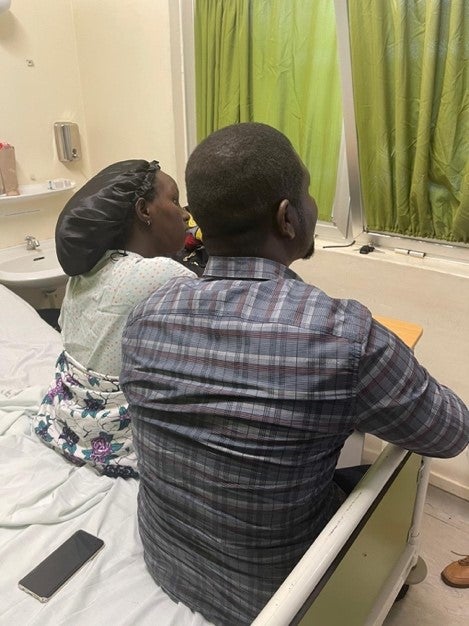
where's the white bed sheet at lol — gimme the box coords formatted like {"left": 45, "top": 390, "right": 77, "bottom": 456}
{"left": 0, "top": 286, "right": 211, "bottom": 625}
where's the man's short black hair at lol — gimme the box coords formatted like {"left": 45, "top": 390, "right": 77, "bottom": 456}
{"left": 185, "top": 123, "right": 305, "bottom": 246}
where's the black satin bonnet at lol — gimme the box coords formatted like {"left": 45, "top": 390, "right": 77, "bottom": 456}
{"left": 55, "top": 159, "right": 160, "bottom": 276}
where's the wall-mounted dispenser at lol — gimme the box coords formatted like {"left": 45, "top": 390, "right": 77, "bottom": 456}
{"left": 54, "top": 122, "right": 81, "bottom": 162}
{"left": 0, "top": 1, "right": 11, "bottom": 16}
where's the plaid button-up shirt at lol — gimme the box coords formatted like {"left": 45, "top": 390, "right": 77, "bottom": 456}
{"left": 121, "top": 256, "right": 468, "bottom": 626}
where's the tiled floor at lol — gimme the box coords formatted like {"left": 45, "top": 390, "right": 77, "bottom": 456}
{"left": 384, "top": 485, "right": 469, "bottom": 625}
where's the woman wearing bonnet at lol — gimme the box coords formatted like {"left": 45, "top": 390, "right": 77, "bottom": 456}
{"left": 33, "top": 160, "right": 193, "bottom": 478}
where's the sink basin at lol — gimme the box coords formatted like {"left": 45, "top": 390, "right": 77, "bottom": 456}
{"left": 0, "top": 239, "right": 67, "bottom": 289}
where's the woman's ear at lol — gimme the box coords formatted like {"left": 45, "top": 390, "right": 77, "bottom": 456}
{"left": 134, "top": 197, "right": 150, "bottom": 224}
{"left": 275, "top": 199, "right": 296, "bottom": 240}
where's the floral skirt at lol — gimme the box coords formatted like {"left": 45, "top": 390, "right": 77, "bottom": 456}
{"left": 33, "top": 351, "right": 138, "bottom": 478}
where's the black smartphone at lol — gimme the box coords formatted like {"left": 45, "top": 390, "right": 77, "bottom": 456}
{"left": 18, "top": 530, "right": 104, "bottom": 602}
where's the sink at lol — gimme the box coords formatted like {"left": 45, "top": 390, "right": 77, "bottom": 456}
{"left": 0, "top": 238, "right": 67, "bottom": 289}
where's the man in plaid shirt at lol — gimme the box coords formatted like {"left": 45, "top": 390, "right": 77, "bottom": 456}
{"left": 121, "top": 123, "right": 469, "bottom": 626}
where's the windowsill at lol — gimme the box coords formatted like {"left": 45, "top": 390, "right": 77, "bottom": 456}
{"left": 314, "top": 235, "right": 469, "bottom": 280}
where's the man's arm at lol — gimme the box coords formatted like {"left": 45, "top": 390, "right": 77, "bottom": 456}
{"left": 354, "top": 320, "right": 469, "bottom": 458}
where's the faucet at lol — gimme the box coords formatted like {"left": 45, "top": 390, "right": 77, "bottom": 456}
{"left": 25, "top": 235, "right": 40, "bottom": 250}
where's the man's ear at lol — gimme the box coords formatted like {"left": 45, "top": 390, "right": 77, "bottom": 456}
{"left": 134, "top": 197, "right": 150, "bottom": 224}
{"left": 275, "top": 199, "right": 296, "bottom": 240}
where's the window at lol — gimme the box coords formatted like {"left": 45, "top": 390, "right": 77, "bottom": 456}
{"left": 173, "top": 0, "right": 469, "bottom": 262}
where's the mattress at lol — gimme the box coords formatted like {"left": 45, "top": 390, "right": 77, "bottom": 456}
{"left": 0, "top": 285, "right": 211, "bottom": 625}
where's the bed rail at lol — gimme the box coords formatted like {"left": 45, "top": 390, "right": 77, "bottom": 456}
{"left": 253, "top": 444, "right": 430, "bottom": 626}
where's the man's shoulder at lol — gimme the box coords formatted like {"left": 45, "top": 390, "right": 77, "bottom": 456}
{"left": 285, "top": 280, "right": 373, "bottom": 341}
{"left": 127, "top": 272, "right": 199, "bottom": 318}
{"left": 126, "top": 270, "right": 372, "bottom": 344}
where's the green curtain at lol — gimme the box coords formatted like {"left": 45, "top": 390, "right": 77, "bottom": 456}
{"left": 195, "top": 0, "right": 343, "bottom": 221}
{"left": 349, "top": 0, "right": 469, "bottom": 243}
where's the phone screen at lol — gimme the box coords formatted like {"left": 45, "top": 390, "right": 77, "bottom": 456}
{"left": 18, "top": 530, "right": 104, "bottom": 602}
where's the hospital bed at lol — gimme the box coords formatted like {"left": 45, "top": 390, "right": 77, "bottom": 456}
{"left": 0, "top": 284, "right": 428, "bottom": 625}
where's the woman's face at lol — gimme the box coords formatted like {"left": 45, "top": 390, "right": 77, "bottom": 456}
{"left": 146, "top": 172, "right": 190, "bottom": 255}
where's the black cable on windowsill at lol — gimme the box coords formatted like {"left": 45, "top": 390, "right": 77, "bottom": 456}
{"left": 322, "top": 240, "right": 356, "bottom": 249}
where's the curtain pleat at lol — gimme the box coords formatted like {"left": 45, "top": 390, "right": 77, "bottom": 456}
{"left": 349, "top": 0, "right": 469, "bottom": 243}
{"left": 194, "top": 0, "right": 342, "bottom": 221}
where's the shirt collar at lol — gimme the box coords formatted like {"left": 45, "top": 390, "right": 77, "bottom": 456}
{"left": 203, "top": 256, "right": 303, "bottom": 282}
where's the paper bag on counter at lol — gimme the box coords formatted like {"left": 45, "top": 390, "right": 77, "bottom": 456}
{"left": 0, "top": 143, "right": 20, "bottom": 196}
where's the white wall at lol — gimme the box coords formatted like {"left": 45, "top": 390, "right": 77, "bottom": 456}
{"left": 71, "top": 0, "right": 178, "bottom": 178}
{"left": 0, "top": 0, "right": 90, "bottom": 249}
{"left": 0, "top": 0, "right": 179, "bottom": 252}
{"left": 293, "top": 245, "right": 469, "bottom": 500}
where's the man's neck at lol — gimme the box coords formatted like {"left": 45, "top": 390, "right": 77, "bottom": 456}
{"left": 204, "top": 240, "right": 294, "bottom": 268}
